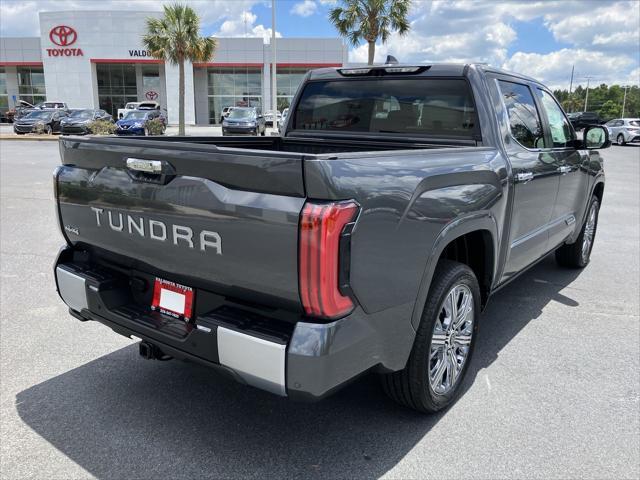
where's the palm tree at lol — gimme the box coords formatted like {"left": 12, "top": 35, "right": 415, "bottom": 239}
{"left": 329, "top": 0, "right": 411, "bottom": 66}
{"left": 143, "top": 4, "right": 216, "bottom": 135}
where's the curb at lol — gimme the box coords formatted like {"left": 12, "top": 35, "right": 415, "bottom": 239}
{"left": 0, "top": 134, "right": 60, "bottom": 141}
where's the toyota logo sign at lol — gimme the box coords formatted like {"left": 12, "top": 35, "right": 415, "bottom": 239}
{"left": 145, "top": 91, "right": 159, "bottom": 100}
{"left": 49, "top": 25, "right": 77, "bottom": 47}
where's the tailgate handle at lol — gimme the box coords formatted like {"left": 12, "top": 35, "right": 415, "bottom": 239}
{"left": 126, "top": 158, "right": 164, "bottom": 174}
{"left": 125, "top": 157, "right": 176, "bottom": 184}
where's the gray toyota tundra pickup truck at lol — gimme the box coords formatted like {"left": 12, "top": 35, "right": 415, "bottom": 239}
{"left": 53, "top": 64, "right": 609, "bottom": 413}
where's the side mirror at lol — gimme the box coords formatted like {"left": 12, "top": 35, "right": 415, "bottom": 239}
{"left": 583, "top": 125, "right": 610, "bottom": 149}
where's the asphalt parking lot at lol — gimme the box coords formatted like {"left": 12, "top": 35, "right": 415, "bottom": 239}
{"left": 0, "top": 140, "right": 638, "bottom": 479}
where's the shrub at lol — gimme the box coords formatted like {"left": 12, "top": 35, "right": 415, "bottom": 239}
{"left": 33, "top": 121, "right": 48, "bottom": 135}
{"left": 87, "top": 119, "right": 117, "bottom": 135}
{"left": 146, "top": 118, "right": 165, "bottom": 136}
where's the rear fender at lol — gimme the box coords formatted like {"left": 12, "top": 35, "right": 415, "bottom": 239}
{"left": 410, "top": 214, "right": 499, "bottom": 330}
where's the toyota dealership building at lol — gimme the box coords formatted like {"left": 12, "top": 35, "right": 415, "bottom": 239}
{"left": 0, "top": 10, "right": 348, "bottom": 124}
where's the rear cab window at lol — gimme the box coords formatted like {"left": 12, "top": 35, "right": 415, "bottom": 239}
{"left": 292, "top": 78, "right": 479, "bottom": 140}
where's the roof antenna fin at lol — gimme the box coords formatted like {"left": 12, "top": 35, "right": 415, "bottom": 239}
{"left": 385, "top": 55, "right": 399, "bottom": 65}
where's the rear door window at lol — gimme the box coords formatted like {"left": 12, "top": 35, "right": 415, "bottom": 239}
{"left": 293, "top": 78, "right": 479, "bottom": 139}
{"left": 497, "top": 80, "right": 544, "bottom": 149}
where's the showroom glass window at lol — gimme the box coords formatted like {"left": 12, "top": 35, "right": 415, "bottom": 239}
{"left": 96, "top": 64, "right": 138, "bottom": 118}
{"left": 497, "top": 80, "right": 544, "bottom": 149}
{"left": 0, "top": 68, "right": 8, "bottom": 115}
{"left": 275, "top": 67, "right": 309, "bottom": 111}
{"left": 17, "top": 67, "right": 46, "bottom": 105}
{"left": 207, "top": 66, "right": 262, "bottom": 124}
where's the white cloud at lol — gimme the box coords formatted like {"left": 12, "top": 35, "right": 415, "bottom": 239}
{"left": 503, "top": 48, "right": 636, "bottom": 89}
{"left": 0, "top": 0, "right": 260, "bottom": 36}
{"left": 216, "top": 10, "right": 281, "bottom": 42}
{"left": 291, "top": 0, "right": 318, "bottom": 18}
{"left": 345, "top": 0, "right": 639, "bottom": 88}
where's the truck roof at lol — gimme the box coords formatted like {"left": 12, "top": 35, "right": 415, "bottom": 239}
{"left": 307, "top": 63, "right": 540, "bottom": 85}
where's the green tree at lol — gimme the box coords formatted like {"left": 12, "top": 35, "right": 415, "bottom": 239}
{"left": 143, "top": 4, "right": 216, "bottom": 135}
{"left": 599, "top": 100, "right": 621, "bottom": 120}
{"left": 329, "top": 0, "right": 411, "bottom": 65}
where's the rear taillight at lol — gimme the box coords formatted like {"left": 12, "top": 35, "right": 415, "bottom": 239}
{"left": 299, "top": 201, "right": 359, "bottom": 319}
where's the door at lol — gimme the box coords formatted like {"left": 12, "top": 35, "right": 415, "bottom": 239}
{"left": 495, "top": 79, "right": 561, "bottom": 281}
{"left": 535, "top": 88, "right": 589, "bottom": 249}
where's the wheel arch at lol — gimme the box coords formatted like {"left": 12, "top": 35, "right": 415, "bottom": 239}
{"left": 410, "top": 214, "right": 499, "bottom": 330}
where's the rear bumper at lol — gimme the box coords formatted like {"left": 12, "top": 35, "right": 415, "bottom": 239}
{"left": 54, "top": 247, "right": 415, "bottom": 400}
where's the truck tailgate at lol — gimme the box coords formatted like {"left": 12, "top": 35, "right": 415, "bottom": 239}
{"left": 55, "top": 137, "right": 306, "bottom": 306}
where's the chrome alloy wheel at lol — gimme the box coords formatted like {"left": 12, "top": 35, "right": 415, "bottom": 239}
{"left": 429, "top": 284, "right": 474, "bottom": 395}
{"left": 582, "top": 202, "right": 598, "bottom": 263}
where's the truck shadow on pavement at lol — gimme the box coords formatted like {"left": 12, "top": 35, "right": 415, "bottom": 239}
{"left": 16, "top": 256, "right": 581, "bottom": 479}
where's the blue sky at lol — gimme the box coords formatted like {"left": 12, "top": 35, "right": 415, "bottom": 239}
{"left": 1, "top": 0, "right": 639, "bottom": 89}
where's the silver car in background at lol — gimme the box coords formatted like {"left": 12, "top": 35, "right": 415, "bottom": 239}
{"left": 605, "top": 118, "right": 640, "bottom": 145}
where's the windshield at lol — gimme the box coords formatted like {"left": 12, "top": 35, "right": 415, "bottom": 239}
{"left": 69, "top": 110, "right": 93, "bottom": 119}
{"left": 228, "top": 109, "right": 256, "bottom": 119}
{"left": 125, "top": 103, "right": 139, "bottom": 109}
{"left": 123, "top": 111, "right": 148, "bottom": 120}
{"left": 24, "top": 111, "right": 53, "bottom": 120}
{"left": 293, "top": 78, "right": 479, "bottom": 138}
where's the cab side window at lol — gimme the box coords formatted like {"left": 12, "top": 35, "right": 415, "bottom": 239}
{"left": 497, "top": 80, "right": 544, "bottom": 149}
{"left": 537, "top": 89, "right": 573, "bottom": 148}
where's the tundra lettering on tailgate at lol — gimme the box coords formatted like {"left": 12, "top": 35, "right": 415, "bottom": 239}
{"left": 90, "top": 207, "right": 222, "bottom": 254}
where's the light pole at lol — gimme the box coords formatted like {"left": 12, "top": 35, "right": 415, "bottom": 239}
{"left": 583, "top": 76, "right": 592, "bottom": 111}
{"left": 271, "top": 0, "right": 277, "bottom": 129}
{"left": 622, "top": 85, "right": 628, "bottom": 118}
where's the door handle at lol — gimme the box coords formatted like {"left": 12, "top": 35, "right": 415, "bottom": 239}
{"left": 558, "top": 165, "right": 572, "bottom": 174}
{"left": 515, "top": 172, "right": 534, "bottom": 183}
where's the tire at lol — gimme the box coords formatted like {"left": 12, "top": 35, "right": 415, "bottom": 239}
{"left": 381, "top": 259, "right": 481, "bottom": 413}
{"left": 555, "top": 195, "right": 600, "bottom": 268}
{"left": 617, "top": 134, "right": 626, "bottom": 146}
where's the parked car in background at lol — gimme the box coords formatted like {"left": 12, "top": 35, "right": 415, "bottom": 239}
{"left": 605, "top": 118, "right": 640, "bottom": 145}
{"left": 221, "top": 107, "right": 266, "bottom": 136}
{"left": 219, "top": 106, "right": 235, "bottom": 123}
{"left": 60, "top": 109, "right": 113, "bottom": 135}
{"left": 115, "top": 109, "right": 166, "bottom": 136}
{"left": 264, "top": 110, "right": 281, "bottom": 126}
{"left": 278, "top": 107, "right": 289, "bottom": 132}
{"left": 34, "top": 101, "right": 68, "bottom": 110}
{"left": 5, "top": 100, "right": 37, "bottom": 123}
{"left": 117, "top": 102, "right": 141, "bottom": 120}
{"left": 568, "top": 111, "right": 603, "bottom": 130}
{"left": 13, "top": 109, "right": 68, "bottom": 134}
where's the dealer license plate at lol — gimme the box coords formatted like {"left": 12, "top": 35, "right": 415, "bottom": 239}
{"left": 150, "top": 277, "right": 194, "bottom": 321}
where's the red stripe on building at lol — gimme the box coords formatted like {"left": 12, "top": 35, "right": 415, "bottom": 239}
{"left": 193, "top": 62, "right": 264, "bottom": 68}
{"left": 0, "top": 62, "right": 43, "bottom": 66}
{"left": 90, "top": 58, "right": 164, "bottom": 64}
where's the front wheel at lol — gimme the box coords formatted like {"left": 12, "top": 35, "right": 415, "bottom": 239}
{"left": 556, "top": 195, "right": 600, "bottom": 268}
{"left": 381, "top": 259, "right": 480, "bottom": 413}
{"left": 617, "top": 134, "right": 626, "bottom": 146}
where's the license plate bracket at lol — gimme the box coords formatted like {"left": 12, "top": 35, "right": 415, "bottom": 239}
{"left": 151, "top": 277, "right": 194, "bottom": 321}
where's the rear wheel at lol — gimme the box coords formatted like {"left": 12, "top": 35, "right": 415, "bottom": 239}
{"left": 556, "top": 195, "right": 600, "bottom": 268}
{"left": 617, "top": 134, "right": 626, "bottom": 146}
{"left": 381, "top": 260, "right": 480, "bottom": 413}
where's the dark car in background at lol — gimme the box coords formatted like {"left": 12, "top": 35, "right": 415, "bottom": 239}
{"left": 222, "top": 107, "right": 266, "bottom": 136}
{"left": 60, "top": 109, "right": 113, "bottom": 135}
{"left": 115, "top": 109, "right": 166, "bottom": 136}
{"left": 13, "top": 109, "right": 68, "bottom": 134}
{"left": 568, "top": 111, "right": 603, "bottom": 130}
